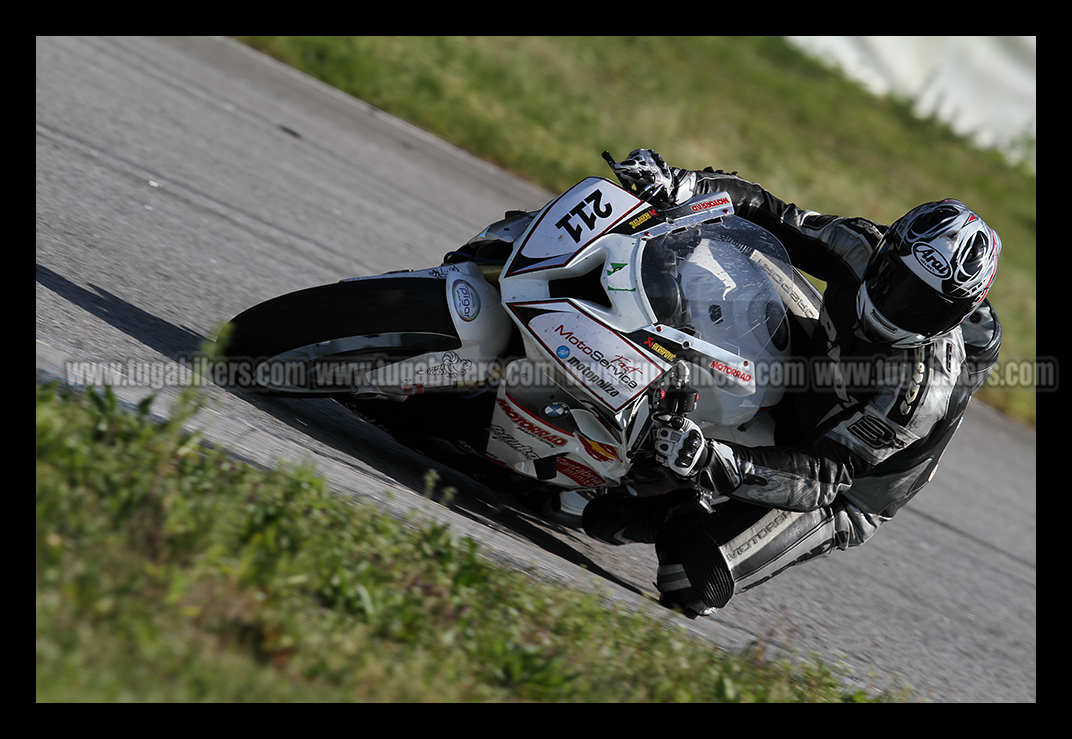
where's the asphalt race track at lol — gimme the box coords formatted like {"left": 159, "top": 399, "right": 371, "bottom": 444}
{"left": 36, "top": 37, "right": 1036, "bottom": 702}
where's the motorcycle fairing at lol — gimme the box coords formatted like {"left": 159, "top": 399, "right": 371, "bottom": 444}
{"left": 503, "top": 177, "right": 648, "bottom": 278}
{"left": 485, "top": 360, "right": 632, "bottom": 489}
{"left": 507, "top": 299, "right": 672, "bottom": 412}
{"left": 362, "top": 261, "right": 512, "bottom": 390}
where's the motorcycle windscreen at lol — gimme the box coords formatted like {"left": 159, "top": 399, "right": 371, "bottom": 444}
{"left": 640, "top": 222, "right": 793, "bottom": 424}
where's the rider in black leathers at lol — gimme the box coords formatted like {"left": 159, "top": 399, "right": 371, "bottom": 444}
{"left": 582, "top": 149, "right": 1003, "bottom": 616}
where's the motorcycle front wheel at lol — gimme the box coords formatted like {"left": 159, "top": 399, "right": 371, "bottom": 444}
{"left": 219, "top": 277, "right": 460, "bottom": 397}
{"left": 218, "top": 274, "right": 542, "bottom": 498}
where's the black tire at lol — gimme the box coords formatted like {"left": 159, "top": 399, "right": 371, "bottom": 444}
{"left": 219, "top": 277, "right": 460, "bottom": 395}
{"left": 219, "top": 275, "right": 543, "bottom": 499}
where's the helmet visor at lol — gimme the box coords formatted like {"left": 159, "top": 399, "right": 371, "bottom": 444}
{"left": 865, "top": 252, "right": 974, "bottom": 337}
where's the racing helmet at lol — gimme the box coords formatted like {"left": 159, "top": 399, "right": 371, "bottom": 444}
{"left": 857, "top": 199, "right": 1001, "bottom": 347}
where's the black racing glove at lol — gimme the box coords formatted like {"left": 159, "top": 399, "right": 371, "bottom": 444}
{"left": 609, "top": 149, "right": 697, "bottom": 207}
{"left": 652, "top": 412, "right": 742, "bottom": 493}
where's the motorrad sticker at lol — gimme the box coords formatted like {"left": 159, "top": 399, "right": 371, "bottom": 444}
{"left": 723, "top": 508, "right": 793, "bottom": 562}
{"left": 689, "top": 195, "right": 732, "bottom": 215}
{"left": 711, "top": 359, "right": 752, "bottom": 383}
{"left": 495, "top": 396, "right": 569, "bottom": 448}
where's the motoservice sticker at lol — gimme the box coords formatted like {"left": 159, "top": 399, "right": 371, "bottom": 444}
{"left": 523, "top": 305, "right": 665, "bottom": 410}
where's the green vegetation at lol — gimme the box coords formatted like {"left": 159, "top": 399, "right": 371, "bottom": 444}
{"left": 37, "top": 384, "right": 906, "bottom": 701}
{"left": 236, "top": 36, "right": 1036, "bottom": 425}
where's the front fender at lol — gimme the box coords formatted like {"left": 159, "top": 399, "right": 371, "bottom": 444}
{"left": 443, "top": 261, "right": 513, "bottom": 384}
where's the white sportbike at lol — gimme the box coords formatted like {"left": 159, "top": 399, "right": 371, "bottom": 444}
{"left": 220, "top": 154, "right": 822, "bottom": 525}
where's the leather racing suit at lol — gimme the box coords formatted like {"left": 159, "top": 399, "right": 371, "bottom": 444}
{"left": 638, "top": 169, "right": 1002, "bottom": 613}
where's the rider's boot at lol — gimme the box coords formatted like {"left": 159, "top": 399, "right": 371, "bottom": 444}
{"left": 654, "top": 509, "right": 735, "bottom": 618}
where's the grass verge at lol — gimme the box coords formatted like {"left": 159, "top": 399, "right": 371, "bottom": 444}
{"left": 37, "top": 383, "right": 908, "bottom": 702}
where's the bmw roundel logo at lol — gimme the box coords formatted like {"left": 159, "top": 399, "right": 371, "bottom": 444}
{"left": 556, "top": 345, "right": 570, "bottom": 358}
{"left": 543, "top": 402, "right": 570, "bottom": 418}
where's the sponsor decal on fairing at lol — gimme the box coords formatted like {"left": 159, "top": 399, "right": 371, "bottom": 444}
{"left": 451, "top": 279, "right": 481, "bottom": 321}
{"left": 521, "top": 305, "right": 665, "bottom": 410}
{"left": 495, "top": 396, "right": 569, "bottom": 448}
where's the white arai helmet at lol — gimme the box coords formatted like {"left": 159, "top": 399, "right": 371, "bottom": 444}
{"left": 856, "top": 199, "right": 1001, "bottom": 348}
